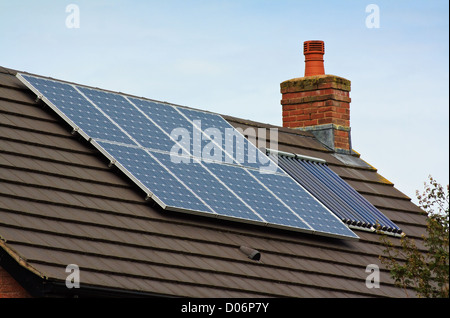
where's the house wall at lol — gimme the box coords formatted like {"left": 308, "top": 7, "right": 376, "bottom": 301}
{"left": 0, "top": 266, "right": 32, "bottom": 298}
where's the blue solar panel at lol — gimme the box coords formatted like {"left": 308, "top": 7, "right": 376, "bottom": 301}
{"left": 275, "top": 154, "right": 402, "bottom": 234}
{"left": 20, "top": 75, "right": 133, "bottom": 145}
{"left": 77, "top": 87, "right": 181, "bottom": 152}
{"left": 178, "top": 107, "right": 277, "bottom": 171}
{"left": 17, "top": 73, "right": 359, "bottom": 240}
{"left": 127, "top": 98, "right": 280, "bottom": 172}
{"left": 96, "top": 141, "right": 213, "bottom": 214}
{"left": 204, "top": 162, "right": 312, "bottom": 231}
{"left": 149, "top": 151, "right": 265, "bottom": 223}
{"left": 126, "top": 96, "right": 206, "bottom": 160}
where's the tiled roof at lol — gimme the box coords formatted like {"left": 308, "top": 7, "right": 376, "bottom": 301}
{"left": 0, "top": 66, "right": 428, "bottom": 297}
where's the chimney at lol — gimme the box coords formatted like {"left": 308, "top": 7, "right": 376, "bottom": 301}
{"left": 281, "top": 40, "right": 352, "bottom": 153}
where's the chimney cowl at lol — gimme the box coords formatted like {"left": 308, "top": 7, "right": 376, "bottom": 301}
{"left": 303, "top": 40, "right": 325, "bottom": 77}
{"left": 280, "top": 40, "right": 352, "bottom": 153}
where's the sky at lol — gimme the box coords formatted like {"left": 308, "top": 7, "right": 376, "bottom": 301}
{"left": 1, "top": 0, "right": 448, "bottom": 204}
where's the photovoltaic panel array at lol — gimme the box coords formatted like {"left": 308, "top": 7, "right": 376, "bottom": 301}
{"left": 17, "top": 73, "right": 359, "bottom": 240}
{"left": 273, "top": 152, "right": 402, "bottom": 234}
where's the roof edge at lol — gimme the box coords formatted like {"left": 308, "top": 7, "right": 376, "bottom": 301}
{"left": 0, "top": 239, "right": 47, "bottom": 280}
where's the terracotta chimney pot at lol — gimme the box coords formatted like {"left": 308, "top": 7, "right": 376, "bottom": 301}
{"left": 304, "top": 40, "right": 325, "bottom": 77}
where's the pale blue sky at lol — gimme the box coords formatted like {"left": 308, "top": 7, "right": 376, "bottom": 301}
{"left": 1, "top": 0, "right": 448, "bottom": 202}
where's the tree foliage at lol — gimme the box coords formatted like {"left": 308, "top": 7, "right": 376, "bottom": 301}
{"left": 379, "top": 176, "right": 449, "bottom": 297}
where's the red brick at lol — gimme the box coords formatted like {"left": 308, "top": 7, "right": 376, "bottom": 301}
{"left": 318, "top": 88, "right": 334, "bottom": 95}
{"left": 0, "top": 267, "right": 31, "bottom": 298}
{"left": 334, "top": 119, "right": 348, "bottom": 126}
{"left": 335, "top": 136, "right": 348, "bottom": 142}
{"left": 317, "top": 118, "right": 332, "bottom": 125}
{"left": 282, "top": 105, "right": 297, "bottom": 111}
{"left": 283, "top": 116, "right": 296, "bottom": 122}
{"left": 334, "top": 130, "right": 349, "bottom": 137}
{"left": 312, "top": 101, "right": 326, "bottom": 107}
{"left": 293, "top": 121, "right": 306, "bottom": 127}
{"left": 290, "top": 109, "right": 305, "bottom": 116}
{"left": 284, "top": 121, "right": 305, "bottom": 128}
{"left": 311, "top": 113, "right": 325, "bottom": 120}
{"left": 304, "top": 119, "right": 319, "bottom": 126}
{"left": 317, "top": 82, "right": 333, "bottom": 89}
{"left": 339, "top": 113, "right": 350, "bottom": 120}
{"left": 295, "top": 114, "right": 311, "bottom": 121}
{"left": 336, "top": 106, "right": 349, "bottom": 114}
{"left": 335, "top": 141, "right": 350, "bottom": 148}
{"left": 282, "top": 90, "right": 321, "bottom": 99}
{"left": 317, "top": 106, "right": 334, "bottom": 113}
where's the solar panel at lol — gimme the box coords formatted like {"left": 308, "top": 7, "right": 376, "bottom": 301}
{"left": 178, "top": 107, "right": 277, "bottom": 171}
{"left": 249, "top": 169, "right": 358, "bottom": 237}
{"left": 19, "top": 75, "right": 133, "bottom": 144}
{"left": 17, "top": 73, "right": 359, "bottom": 240}
{"left": 149, "top": 151, "right": 265, "bottom": 223}
{"left": 77, "top": 87, "right": 181, "bottom": 153}
{"left": 273, "top": 152, "right": 402, "bottom": 234}
{"left": 95, "top": 141, "right": 212, "bottom": 213}
{"left": 204, "top": 162, "right": 312, "bottom": 231}
{"left": 127, "top": 97, "right": 199, "bottom": 155}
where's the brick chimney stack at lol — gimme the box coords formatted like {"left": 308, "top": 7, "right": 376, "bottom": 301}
{"left": 281, "top": 41, "right": 352, "bottom": 153}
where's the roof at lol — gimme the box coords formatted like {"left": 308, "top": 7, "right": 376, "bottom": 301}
{"left": 0, "top": 66, "right": 428, "bottom": 298}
